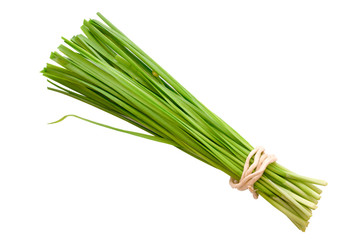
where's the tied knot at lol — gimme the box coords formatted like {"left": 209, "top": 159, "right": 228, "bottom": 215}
{"left": 229, "top": 146, "right": 277, "bottom": 199}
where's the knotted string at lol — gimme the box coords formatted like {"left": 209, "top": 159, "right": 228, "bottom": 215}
{"left": 229, "top": 146, "right": 277, "bottom": 199}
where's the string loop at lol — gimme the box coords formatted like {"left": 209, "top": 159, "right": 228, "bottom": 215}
{"left": 229, "top": 146, "right": 277, "bottom": 199}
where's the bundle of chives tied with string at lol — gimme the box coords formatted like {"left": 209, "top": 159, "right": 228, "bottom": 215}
{"left": 42, "top": 13, "right": 327, "bottom": 231}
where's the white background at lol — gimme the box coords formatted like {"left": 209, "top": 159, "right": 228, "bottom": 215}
{"left": 1, "top": 0, "right": 359, "bottom": 239}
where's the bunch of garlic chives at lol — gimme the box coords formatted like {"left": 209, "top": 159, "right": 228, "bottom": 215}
{"left": 42, "top": 13, "right": 326, "bottom": 231}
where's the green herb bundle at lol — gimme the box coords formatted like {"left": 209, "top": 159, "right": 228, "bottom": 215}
{"left": 42, "top": 13, "right": 327, "bottom": 231}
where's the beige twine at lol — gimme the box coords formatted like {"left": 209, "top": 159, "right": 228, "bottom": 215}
{"left": 229, "top": 146, "right": 277, "bottom": 199}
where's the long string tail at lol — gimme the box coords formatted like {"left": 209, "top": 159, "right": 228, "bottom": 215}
{"left": 229, "top": 146, "right": 277, "bottom": 199}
